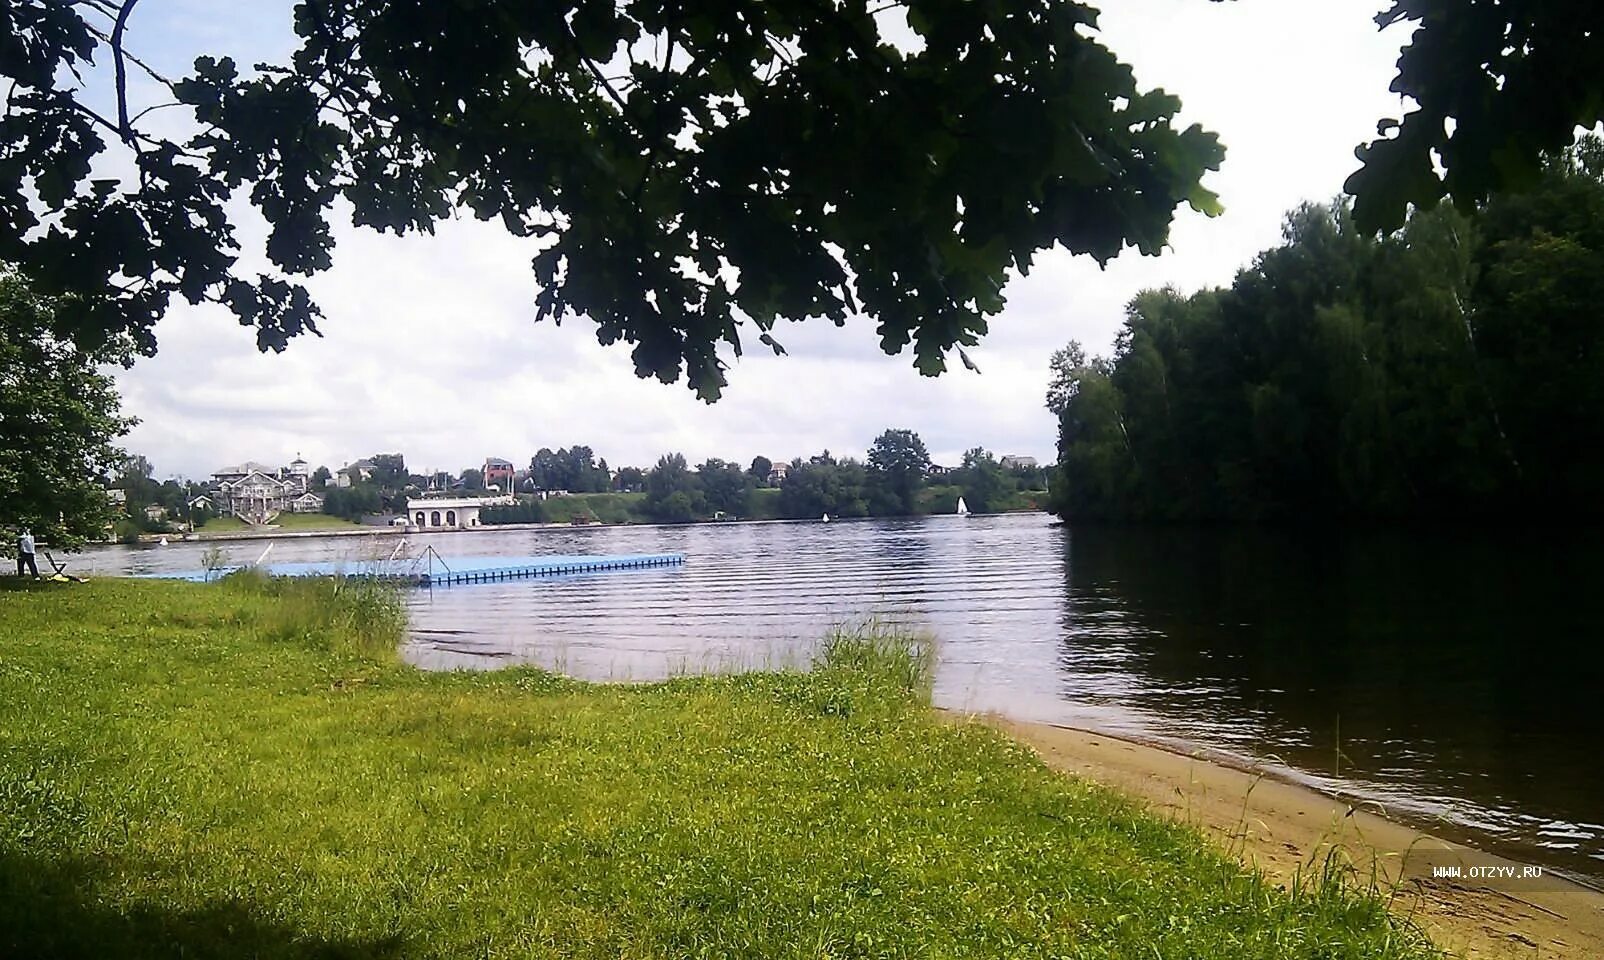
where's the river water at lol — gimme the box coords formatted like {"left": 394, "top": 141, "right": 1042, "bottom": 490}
{"left": 76, "top": 514, "right": 1604, "bottom": 884}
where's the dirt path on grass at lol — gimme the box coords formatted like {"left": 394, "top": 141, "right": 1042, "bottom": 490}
{"left": 956, "top": 713, "right": 1604, "bottom": 959}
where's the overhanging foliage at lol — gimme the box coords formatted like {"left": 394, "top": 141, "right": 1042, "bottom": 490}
{"left": 3, "top": 1, "right": 1224, "bottom": 398}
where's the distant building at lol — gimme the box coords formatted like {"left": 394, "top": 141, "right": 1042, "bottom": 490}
{"left": 927, "top": 464, "right": 951, "bottom": 477}
{"left": 999, "top": 455, "right": 1039, "bottom": 471}
{"left": 288, "top": 492, "right": 325, "bottom": 513}
{"left": 335, "top": 459, "right": 375, "bottom": 488}
{"left": 406, "top": 496, "right": 515, "bottom": 530}
{"left": 210, "top": 456, "right": 323, "bottom": 524}
{"left": 143, "top": 504, "right": 167, "bottom": 522}
{"left": 483, "top": 457, "right": 516, "bottom": 492}
{"left": 766, "top": 462, "right": 790, "bottom": 486}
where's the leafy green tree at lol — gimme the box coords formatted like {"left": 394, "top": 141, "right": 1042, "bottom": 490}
{"left": 652, "top": 491, "right": 699, "bottom": 525}
{"left": 528, "top": 449, "right": 562, "bottom": 491}
{"left": 113, "top": 452, "right": 163, "bottom": 523}
{"left": 1044, "top": 338, "right": 1127, "bottom": 519}
{"left": 119, "top": 455, "right": 154, "bottom": 483}
{"left": 310, "top": 465, "right": 332, "bottom": 490}
{"left": 0, "top": 274, "right": 131, "bottom": 551}
{"left": 323, "top": 484, "right": 382, "bottom": 521}
{"left": 644, "top": 453, "right": 705, "bottom": 521}
{"left": 368, "top": 454, "right": 408, "bottom": 488}
{"left": 156, "top": 479, "right": 188, "bottom": 516}
{"left": 697, "top": 459, "right": 752, "bottom": 516}
{"left": 956, "top": 448, "right": 1007, "bottom": 514}
{"left": 2, "top": 0, "right": 1226, "bottom": 398}
{"left": 1349, "top": 1, "right": 1604, "bottom": 234}
{"left": 527, "top": 446, "right": 609, "bottom": 492}
{"left": 460, "top": 468, "right": 484, "bottom": 491}
{"left": 613, "top": 467, "right": 647, "bottom": 493}
{"left": 558, "top": 448, "right": 586, "bottom": 491}
{"left": 1469, "top": 153, "right": 1604, "bottom": 507}
{"left": 1051, "top": 141, "right": 1604, "bottom": 523}
{"left": 1007, "top": 463, "right": 1047, "bottom": 491}
{"left": 866, "top": 429, "right": 931, "bottom": 515}
{"left": 776, "top": 458, "right": 872, "bottom": 520}
{"left": 566, "top": 446, "right": 610, "bottom": 493}
{"left": 776, "top": 465, "right": 830, "bottom": 520}
{"left": 748, "top": 456, "right": 774, "bottom": 486}
{"left": 1045, "top": 341, "right": 1090, "bottom": 418}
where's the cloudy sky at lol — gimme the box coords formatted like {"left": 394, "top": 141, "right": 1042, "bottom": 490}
{"left": 109, "top": 1, "right": 1410, "bottom": 480}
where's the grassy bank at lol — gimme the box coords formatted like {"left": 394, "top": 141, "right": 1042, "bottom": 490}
{"left": 534, "top": 491, "right": 651, "bottom": 525}
{"left": 918, "top": 485, "right": 1049, "bottom": 514}
{"left": 271, "top": 514, "right": 369, "bottom": 532}
{"left": 0, "top": 578, "right": 1439, "bottom": 959}
{"left": 189, "top": 514, "right": 368, "bottom": 537}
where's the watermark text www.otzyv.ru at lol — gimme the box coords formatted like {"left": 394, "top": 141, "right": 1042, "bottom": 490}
{"left": 1430, "top": 864, "right": 1545, "bottom": 880}
{"left": 1406, "top": 858, "right": 1575, "bottom": 892}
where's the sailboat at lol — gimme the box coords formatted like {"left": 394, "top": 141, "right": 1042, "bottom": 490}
{"left": 821, "top": 513, "right": 831, "bottom": 523}
{"left": 956, "top": 497, "right": 971, "bottom": 517}
{"left": 157, "top": 536, "right": 168, "bottom": 546}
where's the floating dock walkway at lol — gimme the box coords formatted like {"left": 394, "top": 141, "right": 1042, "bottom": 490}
{"left": 145, "top": 552, "right": 686, "bottom": 587}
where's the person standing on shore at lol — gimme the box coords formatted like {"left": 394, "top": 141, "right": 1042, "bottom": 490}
{"left": 16, "top": 528, "right": 38, "bottom": 578}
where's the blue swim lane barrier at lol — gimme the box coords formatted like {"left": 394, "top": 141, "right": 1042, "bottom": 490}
{"left": 142, "top": 552, "right": 686, "bottom": 587}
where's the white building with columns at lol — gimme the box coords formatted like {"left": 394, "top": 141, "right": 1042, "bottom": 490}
{"left": 406, "top": 496, "right": 515, "bottom": 530}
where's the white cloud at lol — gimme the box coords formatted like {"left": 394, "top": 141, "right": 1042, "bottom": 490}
{"left": 112, "top": 0, "right": 1409, "bottom": 480}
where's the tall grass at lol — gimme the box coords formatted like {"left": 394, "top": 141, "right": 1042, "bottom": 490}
{"left": 216, "top": 569, "right": 407, "bottom": 658}
{"left": 814, "top": 620, "right": 934, "bottom": 697}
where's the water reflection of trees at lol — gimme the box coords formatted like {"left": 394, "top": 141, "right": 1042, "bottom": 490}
{"left": 1059, "top": 525, "right": 1604, "bottom": 815}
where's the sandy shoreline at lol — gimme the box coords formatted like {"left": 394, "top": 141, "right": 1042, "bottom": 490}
{"left": 952, "top": 712, "right": 1604, "bottom": 959}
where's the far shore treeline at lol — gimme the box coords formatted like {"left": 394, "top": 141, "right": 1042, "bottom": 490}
{"left": 81, "top": 433, "right": 1048, "bottom": 543}
{"left": 480, "top": 440, "right": 1047, "bottom": 526}
{"left": 1046, "top": 138, "right": 1604, "bottom": 524}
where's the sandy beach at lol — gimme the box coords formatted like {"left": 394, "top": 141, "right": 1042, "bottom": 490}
{"left": 958, "top": 713, "right": 1604, "bottom": 959}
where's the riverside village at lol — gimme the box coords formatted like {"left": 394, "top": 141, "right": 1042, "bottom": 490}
{"left": 109, "top": 448, "right": 1048, "bottom": 540}
{"left": 5, "top": 4, "right": 1604, "bottom": 959}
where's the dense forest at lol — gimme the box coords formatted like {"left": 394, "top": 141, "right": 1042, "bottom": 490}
{"left": 1047, "top": 139, "right": 1604, "bottom": 523}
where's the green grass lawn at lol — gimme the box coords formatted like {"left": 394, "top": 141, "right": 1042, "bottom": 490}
{"left": 539, "top": 492, "right": 650, "bottom": 525}
{"left": 0, "top": 577, "right": 1440, "bottom": 959}
{"left": 270, "top": 513, "right": 367, "bottom": 531}
{"left": 193, "top": 514, "right": 250, "bottom": 534}
{"left": 194, "top": 513, "right": 366, "bottom": 536}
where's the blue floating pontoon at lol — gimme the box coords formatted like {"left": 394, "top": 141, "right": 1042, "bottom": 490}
{"left": 143, "top": 552, "right": 685, "bottom": 587}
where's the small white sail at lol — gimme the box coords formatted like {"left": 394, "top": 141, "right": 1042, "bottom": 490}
{"left": 956, "top": 497, "right": 971, "bottom": 516}
{"left": 821, "top": 513, "right": 831, "bottom": 523}
{"left": 157, "top": 536, "right": 168, "bottom": 546}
